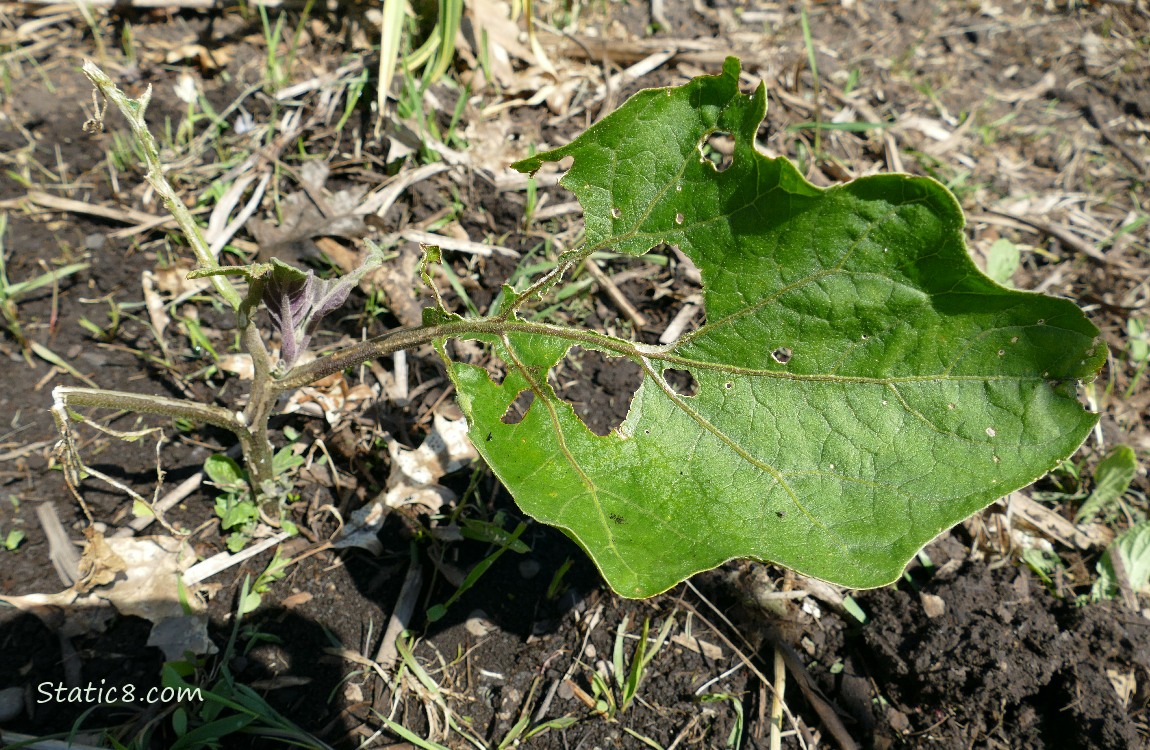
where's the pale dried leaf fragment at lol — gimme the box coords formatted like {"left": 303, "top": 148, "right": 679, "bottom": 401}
{"left": 332, "top": 501, "right": 387, "bottom": 553}
{"left": 96, "top": 536, "right": 199, "bottom": 622}
{"left": 0, "top": 535, "right": 210, "bottom": 657}
{"left": 282, "top": 370, "right": 375, "bottom": 425}
{"left": 1106, "top": 668, "right": 1136, "bottom": 709}
{"left": 218, "top": 353, "right": 255, "bottom": 379}
{"left": 75, "top": 528, "right": 127, "bottom": 593}
{"left": 388, "top": 413, "right": 477, "bottom": 487}
{"left": 671, "top": 632, "right": 724, "bottom": 659}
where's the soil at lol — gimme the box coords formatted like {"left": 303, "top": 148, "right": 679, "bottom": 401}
{"left": 1, "top": 0, "right": 1149, "bottom": 749}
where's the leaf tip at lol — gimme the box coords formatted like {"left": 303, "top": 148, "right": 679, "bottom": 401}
{"left": 511, "top": 156, "right": 542, "bottom": 176}
{"left": 721, "top": 56, "right": 742, "bottom": 80}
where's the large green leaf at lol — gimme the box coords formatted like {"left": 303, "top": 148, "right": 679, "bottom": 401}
{"left": 442, "top": 58, "right": 1105, "bottom": 597}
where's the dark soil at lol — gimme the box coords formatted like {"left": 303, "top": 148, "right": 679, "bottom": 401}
{"left": 1, "top": 0, "right": 1148, "bottom": 749}
{"left": 852, "top": 540, "right": 1150, "bottom": 749}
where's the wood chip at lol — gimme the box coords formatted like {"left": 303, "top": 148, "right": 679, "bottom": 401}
{"left": 35, "top": 502, "right": 79, "bottom": 587}
{"left": 671, "top": 632, "right": 724, "bottom": 659}
{"left": 280, "top": 591, "right": 314, "bottom": 609}
{"left": 1009, "top": 493, "right": 1111, "bottom": 550}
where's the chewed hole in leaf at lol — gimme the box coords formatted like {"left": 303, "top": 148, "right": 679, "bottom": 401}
{"left": 500, "top": 390, "right": 535, "bottom": 425}
{"left": 771, "top": 347, "right": 793, "bottom": 364}
{"left": 469, "top": 340, "right": 506, "bottom": 384}
{"left": 700, "top": 131, "right": 734, "bottom": 172}
{"left": 548, "top": 347, "right": 641, "bottom": 436}
{"left": 663, "top": 368, "right": 698, "bottom": 398}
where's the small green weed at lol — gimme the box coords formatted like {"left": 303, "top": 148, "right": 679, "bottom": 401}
{"left": 0, "top": 526, "right": 25, "bottom": 551}
{"left": 589, "top": 614, "right": 676, "bottom": 718}
{"left": 205, "top": 446, "right": 302, "bottom": 552}
{"left": 426, "top": 514, "right": 527, "bottom": 622}
{"left": 237, "top": 547, "right": 293, "bottom": 618}
{"left": 1076, "top": 445, "right": 1139, "bottom": 524}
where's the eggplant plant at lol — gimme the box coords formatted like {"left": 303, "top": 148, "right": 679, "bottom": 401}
{"left": 54, "top": 59, "right": 1104, "bottom": 598}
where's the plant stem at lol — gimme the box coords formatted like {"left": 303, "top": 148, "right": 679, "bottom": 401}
{"left": 53, "top": 386, "right": 240, "bottom": 431}
{"left": 240, "top": 322, "right": 276, "bottom": 489}
{"left": 274, "top": 318, "right": 647, "bottom": 393}
{"left": 82, "top": 61, "right": 243, "bottom": 312}
{"left": 82, "top": 61, "right": 278, "bottom": 492}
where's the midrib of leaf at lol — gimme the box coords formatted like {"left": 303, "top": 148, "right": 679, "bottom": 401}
{"left": 464, "top": 321, "right": 1068, "bottom": 386}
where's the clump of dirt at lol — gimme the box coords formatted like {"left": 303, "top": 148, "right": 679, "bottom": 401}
{"left": 855, "top": 556, "right": 1150, "bottom": 749}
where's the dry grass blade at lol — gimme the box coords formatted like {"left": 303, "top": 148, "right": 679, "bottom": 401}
{"left": 585, "top": 259, "right": 647, "bottom": 329}
{"left": 24, "top": 190, "right": 169, "bottom": 227}
{"left": 399, "top": 229, "right": 519, "bottom": 258}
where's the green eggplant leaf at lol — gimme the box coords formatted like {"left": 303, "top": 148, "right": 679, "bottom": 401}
{"left": 442, "top": 58, "right": 1105, "bottom": 597}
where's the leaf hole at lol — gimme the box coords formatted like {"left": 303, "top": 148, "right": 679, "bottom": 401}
{"left": 663, "top": 368, "right": 698, "bottom": 397}
{"left": 467, "top": 340, "right": 506, "bottom": 384}
{"left": 771, "top": 347, "right": 793, "bottom": 364}
{"left": 500, "top": 390, "right": 535, "bottom": 425}
{"left": 724, "top": 382, "right": 733, "bottom": 389}
{"left": 611, "top": 207, "right": 622, "bottom": 219}
{"left": 547, "top": 347, "right": 641, "bottom": 436}
{"left": 699, "top": 131, "right": 734, "bottom": 172}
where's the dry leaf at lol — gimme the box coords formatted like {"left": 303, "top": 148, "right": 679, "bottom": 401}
{"left": 336, "top": 413, "right": 479, "bottom": 550}
{"left": 250, "top": 173, "right": 370, "bottom": 266}
{"left": 218, "top": 353, "right": 255, "bottom": 379}
{"left": 75, "top": 528, "right": 127, "bottom": 593}
{"left": 671, "top": 632, "right": 724, "bottom": 659}
{"left": 282, "top": 370, "right": 376, "bottom": 425}
{"left": 147, "top": 615, "right": 216, "bottom": 660}
{"left": 388, "top": 413, "right": 477, "bottom": 487}
{"left": 0, "top": 535, "right": 210, "bottom": 656}
{"left": 332, "top": 501, "right": 387, "bottom": 554}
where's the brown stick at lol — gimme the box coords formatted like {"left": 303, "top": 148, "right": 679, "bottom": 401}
{"left": 585, "top": 259, "right": 648, "bottom": 329}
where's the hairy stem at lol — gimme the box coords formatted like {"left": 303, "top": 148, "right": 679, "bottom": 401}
{"left": 240, "top": 322, "right": 276, "bottom": 489}
{"left": 274, "top": 318, "right": 647, "bottom": 393}
{"left": 53, "top": 386, "right": 241, "bottom": 432}
{"left": 82, "top": 61, "right": 243, "bottom": 312}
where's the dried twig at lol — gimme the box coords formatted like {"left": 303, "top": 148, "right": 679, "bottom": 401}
{"left": 586, "top": 260, "right": 648, "bottom": 329}
{"left": 374, "top": 555, "right": 424, "bottom": 669}
{"left": 987, "top": 208, "right": 1127, "bottom": 267}
{"left": 34, "top": 502, "right": 79, "bottom": 587}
